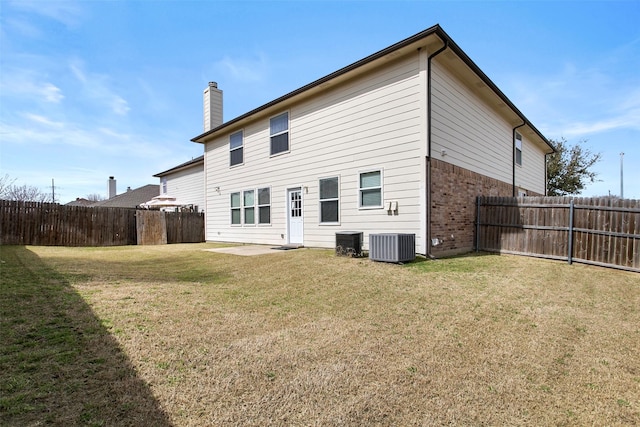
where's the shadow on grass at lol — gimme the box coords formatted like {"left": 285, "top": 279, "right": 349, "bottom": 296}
{"left": 0, "top": 246, "right": 172, "bottom": 426}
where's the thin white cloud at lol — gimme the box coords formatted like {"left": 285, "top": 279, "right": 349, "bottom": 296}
{"left": 23, "top": 113, "right": 65, "bottom": 128}
{"left": 3, "top": 17, "right": 42, "bottom": 38}
{"left": 505, "top": 60, "right": 640, "bottom": 139}
{"left": 69, "top": 61, "right": 87, "bottom": 83}
{"left": 8, "top": 0, "right": 84, "bottom": 27}
{"left": 0, "top": 69, "right": 64, "bottom": 103}
{"left": 561, "top": 108, "right": 640, "bottom": 137}
{"left": 68, "top": 59, "right": 130, "bottom": 116}
{"left": 214, "top": 53, "right": 269, "bottom": 83}
{"left": 99, "top": 127, "right": 131, "bottom": 140}
{"left": 43, "top": 83, "right": 64, "bottom": 103}
{"left": 110, "top": 96, "right": 130, "bottom": 116}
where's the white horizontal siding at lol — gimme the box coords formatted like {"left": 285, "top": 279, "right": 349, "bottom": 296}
{"left": 515, "top": 134, "right": 546, "bottom": 194}
{"left": 430, "top": 61, "right": 513, "bottom": 184}
{"left": 204, "top": 54, "right": 427, "bottom": 252}
{"left": 164, "top": 165, "right": 204, "bottom": 210}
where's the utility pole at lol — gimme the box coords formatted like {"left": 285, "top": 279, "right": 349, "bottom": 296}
{"left": 620, "top": 152, "right": 624, "bottom": 199}
{"left": 51, "top": 178, "right": 55, "bottom": 203}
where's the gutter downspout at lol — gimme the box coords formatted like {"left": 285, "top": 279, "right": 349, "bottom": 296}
{"left": 544, "top": 152, "right": 550, "bottom": 196}
{"left": 426, "top": 39, "right": 448, "bottom": 258}
{"left": 512, "top": 122, "right": 526, "bottom": 197}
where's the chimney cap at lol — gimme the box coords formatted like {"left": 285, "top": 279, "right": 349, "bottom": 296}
{"left": 109, "top": 176, "right": 114, "bottom": 180}
{"left": 208, "top": 82, "right": 218, "bottom": 88}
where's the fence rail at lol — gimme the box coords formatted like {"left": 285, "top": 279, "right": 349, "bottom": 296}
{"left": 0, "top": 200, "right": 204, "bottom": 246}
{"left": 477, "top": 196, "right": 640, "bottom": 272}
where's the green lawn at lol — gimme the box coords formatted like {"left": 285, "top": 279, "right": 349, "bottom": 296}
{"left": 1, "top": 244, "right": 638, "bottom": 426}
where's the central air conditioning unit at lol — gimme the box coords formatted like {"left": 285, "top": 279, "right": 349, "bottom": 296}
{"left": 369, "top": 233, "right": 416, "bottom": 263}
{"left": 335, "top": 231, "right": 363, "bottom": 257}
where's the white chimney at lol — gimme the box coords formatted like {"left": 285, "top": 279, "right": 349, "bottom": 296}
{"left": 203, "top": 81, "right": 223, "bottom": 131}
{"left": 108, "top": 176, "right": 116, "bottom": 199}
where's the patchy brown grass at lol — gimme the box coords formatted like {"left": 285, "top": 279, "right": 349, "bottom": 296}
{"left": 2, "top": 244, "right": 639, "bottom": 426}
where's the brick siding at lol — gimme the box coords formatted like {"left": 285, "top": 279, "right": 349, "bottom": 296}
{"left": 429, "top": 159, "right": 514, "bottom": 255}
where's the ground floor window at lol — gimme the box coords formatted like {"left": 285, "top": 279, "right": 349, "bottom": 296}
{"left": 319, "top": 177, "right": 339, "bottom": 223}
{"left": 230, "top": 192, "right": 241, "bottom": 225}
{"left": 258, "top": 187, "right": 271, "bottom": 224}
{"left": 359, "top": 170, "right": 382, "bottom": 208}
{"left": 243, "top": 190, "right": 255, "bottom": 224}
{"left": 231, "top": 187, "right": 270, "bottom": 225}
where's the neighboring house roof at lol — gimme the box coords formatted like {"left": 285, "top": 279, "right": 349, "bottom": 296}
{"left": 191, "top": 24, "right": 553, "bottom": 153}
{"left": 154, "top": 155, "right": 204, "bottom": 177}
{"left": 66, "top": 198, "right": 94, "bottom": 207}
{"left": 92, "top": 184, "right": 160, "bottom": 208}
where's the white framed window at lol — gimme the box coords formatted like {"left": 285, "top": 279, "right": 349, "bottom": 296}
{"left": 319, "top": 177, "right": 339, "bottom": 223}
{"left": 257, "top": 187, "right": 271, "bottom": 224}
{"left": 230, "top": 192, "right": 241, "bottom": 225}
{"left": 243, "top": 190, "right": 255, "bottom": 225}
{"left": 270, "top": 112, "right": 289, "bottom": 155}
{"left": 161, "top": 177, "right": 167, "bottom": 194}
{"left": 359, "top": 170, "right": 382, "bottom": 208}
{"left": 230, "top": 130, "right": 243, "bottom": 167}
{"left": 515, "top": 132, "right": 523, "bottom": 166}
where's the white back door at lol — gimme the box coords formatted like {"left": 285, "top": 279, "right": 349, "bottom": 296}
{"left": 287, "top": 187, "right": 303, "bottom": 245}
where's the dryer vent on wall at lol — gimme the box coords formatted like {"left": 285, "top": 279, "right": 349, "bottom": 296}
{"left": 369, "top": 233, "right": 415, "bottom": 263}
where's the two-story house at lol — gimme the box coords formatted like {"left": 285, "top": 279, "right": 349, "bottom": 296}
{"left": 191, "top": 24, "right": 554, "bottom": 256}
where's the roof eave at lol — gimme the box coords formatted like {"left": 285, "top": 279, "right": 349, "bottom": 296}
{"left": 153, "top": 155, "right": 205, "bottom": 177}
{"left": 192, "top": 24, "right": 554, "bottom": 153}
{"left": 191, "top": 24, "right": 444, "bottom": 144}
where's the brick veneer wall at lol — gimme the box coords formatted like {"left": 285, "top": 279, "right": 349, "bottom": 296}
{"left": 429, "top": 158, "right": 513, "bottom": 255}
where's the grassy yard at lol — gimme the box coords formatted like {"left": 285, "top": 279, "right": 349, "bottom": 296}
{"left": 1, "top": 244, "right": 639, "bottom": 426}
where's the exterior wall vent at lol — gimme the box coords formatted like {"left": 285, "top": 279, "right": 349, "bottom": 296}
{"left": 335, "top": 231, "right": 363, "bottom": 257}
{"left": 369, "top": 233, "right": 416, "bottom": 263}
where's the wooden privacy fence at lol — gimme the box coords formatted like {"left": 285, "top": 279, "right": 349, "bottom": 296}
{"left": 0, "top": 200, "right": 204, "bottom": 246}
{"left": 477, "top": 196, "right": 640, "bottom": 272}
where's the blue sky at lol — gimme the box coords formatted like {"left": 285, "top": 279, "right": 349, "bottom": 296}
{"left": 1, "top": 0, "right": 639, "bottom": 203}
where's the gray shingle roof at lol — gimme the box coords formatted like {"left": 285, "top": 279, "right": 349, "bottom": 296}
{"left": 92, "top": 184, "right": 160, "bottom": 208}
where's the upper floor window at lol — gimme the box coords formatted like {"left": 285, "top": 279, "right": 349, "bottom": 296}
{"left": 515, "top": 132, "right": 523, "bottom": 166}
{"left": 270, "top": 112, "right": 289, "bottom": 155}
{"left": 161, "top": 177, "right": 167, "bottom": 194}
{"left": 319, "top": 177, "right": 339, "bottom": 223}
{"left": 230, "top": 130, "right": 243, "bottom": 166}
{"left": 359, "top": 170, "right": 382, "bottom": 208}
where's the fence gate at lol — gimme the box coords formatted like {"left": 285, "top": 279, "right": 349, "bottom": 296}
{"left": 136, "top": 210, "right": 167, "bottom": 245}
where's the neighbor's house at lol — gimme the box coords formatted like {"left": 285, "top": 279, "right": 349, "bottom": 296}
{"left": 153, "top": 155, "right": 204, "bottom": 212}
{"left": 92, "top": 182, "right": 160, "bottom": 208}
{"left": 65, "top": 177, "right": 160, "bottom": 209}
{"left": 191, "top": 24, "right": 554, "bottom": 256}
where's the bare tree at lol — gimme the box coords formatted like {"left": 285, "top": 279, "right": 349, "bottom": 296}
{"left": 7, "top": 184, "right": 53, "bottom": 202}
{"left": 0, "top": 174, "right": 17, "bottom": 199}
{"left": 86, "top": 193, "right": 105, "bottom": 202}
{"left": 0, "top": 175, "right": 53, "bottom": 202}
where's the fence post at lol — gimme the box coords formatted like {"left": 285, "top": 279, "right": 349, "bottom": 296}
{"left": 568, "top": 198, "right": 574, "bottom": 265}
{"left": 476, "top": 196, "right": 481, "bottom": 252}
